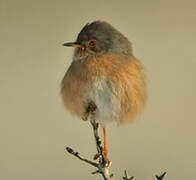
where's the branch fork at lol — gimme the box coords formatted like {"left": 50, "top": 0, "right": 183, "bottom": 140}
{"left": 66, "top": 118, "right": 113, "bottom": 180}
{"left": 65, "top": 113, "right": 167, "bottom": 179}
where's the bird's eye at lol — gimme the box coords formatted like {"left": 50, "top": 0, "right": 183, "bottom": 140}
{"left": 88, "top": 40, "right": 96, "bottom": 47}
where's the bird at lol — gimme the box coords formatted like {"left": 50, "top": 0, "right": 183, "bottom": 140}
{"left": 61, "top": 21, "right": 146, "bottom": 164}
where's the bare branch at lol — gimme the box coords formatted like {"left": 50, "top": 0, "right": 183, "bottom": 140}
{"left": 66, "top": 114, "right": 113, "bottom": 179}
{"left": 65, "top": 146, "right": 112, "bottom": 180}
{"left": 66, "top": 147, "right": 98, "bottom": 167}
{"left": 66, "top": 111, "right": 167, "bottom": 179}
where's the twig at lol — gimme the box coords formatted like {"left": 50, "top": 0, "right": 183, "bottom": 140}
{"left": 66, "top": 113, "right": 113, "bottom": 180}
{"left": 90, "top": 120, "right": 102, "bottom": 159}
{"left": 66, "top": 145, "right": 113, "bottom": 180}
{"left": 155, "top": 172, "right": 166, "bottom": 180}
{"left": 66, "top": 147, "right": 98, "bottom": 167}
{"left": 123, "top": 170, "right": 134, "bottom": 180}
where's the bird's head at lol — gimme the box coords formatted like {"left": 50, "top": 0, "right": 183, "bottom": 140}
{"left": 63, "top": 21, "right": 133, "bottom": 61}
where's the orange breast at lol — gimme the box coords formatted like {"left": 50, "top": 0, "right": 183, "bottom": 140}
{"left": 61, "top": 53, "right": 146, "bottom": 124}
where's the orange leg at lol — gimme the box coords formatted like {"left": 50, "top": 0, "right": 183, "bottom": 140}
{"left": 103, "top": 127, "right": 109, "bottom": 164}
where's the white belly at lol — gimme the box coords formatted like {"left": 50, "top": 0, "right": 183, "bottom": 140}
{"left": 86, "top": 77, "right": 121, "bottom": 127}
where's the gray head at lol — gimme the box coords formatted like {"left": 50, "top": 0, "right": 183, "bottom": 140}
{"left": 63, "top": 21, "right": 132, "bottom": 59}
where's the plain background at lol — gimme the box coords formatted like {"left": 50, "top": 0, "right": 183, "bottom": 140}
{"left": 0, "top": 0, "right": 196, "bottom": 179}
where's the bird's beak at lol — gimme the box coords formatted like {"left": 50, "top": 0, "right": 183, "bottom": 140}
{"left": 62, "top": 42, "right": 82, "bottom": 48}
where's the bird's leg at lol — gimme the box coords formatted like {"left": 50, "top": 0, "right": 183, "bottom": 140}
{"left": 103, "top": 128, "right": 107, "bottom": 158}
{"left": 102, "top": 127, "right": 110, "bottom": 166}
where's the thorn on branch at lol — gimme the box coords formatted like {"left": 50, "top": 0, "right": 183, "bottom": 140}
{"left": 155, "top": 172, "right": 166, "bottom": 180}
{"left": 123, "top": 170, "right": 134, "bottom": 180}
{"left": 92, "top": 170, "right": 101, "bottom": 175}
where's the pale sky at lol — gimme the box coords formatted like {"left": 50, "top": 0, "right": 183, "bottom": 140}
{"left": 0, "top": 0, "right": 196, "bottom": 179}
